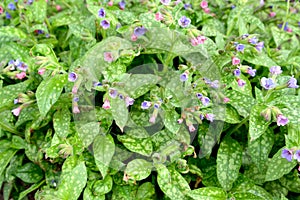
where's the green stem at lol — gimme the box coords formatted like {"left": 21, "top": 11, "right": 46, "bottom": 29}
{"left": 227, "top": 116, "right": 249, "bottom": 137}
{"left": 281, "top": 0, "right": 290, "bottom": 31}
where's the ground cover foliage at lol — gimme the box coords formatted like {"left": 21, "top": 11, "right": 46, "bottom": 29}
{"left": 0, "top": 0, "right": 300, "bottom": 199}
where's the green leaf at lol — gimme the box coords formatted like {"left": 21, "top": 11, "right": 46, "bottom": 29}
{"left": 233, "top": 192, "right": 265, "bottom": 199}
{"left": 92, "top": 175, "right": 113, "bottom": 196}
{"left": 248, "top": 129, "right": 274, "bottom": 170}
{"left": 77, "top": 122, "right": 100, "bottom": 147}
{"left": 31, "top": 0, "right": 47, "bottom": 23}
{"left": 231, "top": 74, "right": 252, "bottom": 97}
{"left": 0, "top": 27, "right": 27, "bottom": 42}
{"left": 53, "top": 106, "right": 71, "bottom": 138}
{"left": 243, "top": 15, "right": 265, "bottom": 31}
{"left": 249, "top": 105, "right": 271, "bottom": 141}
{"left": 254, "top": 87, "right": 264, "bottom": 103}
{"left": 217, "top": 137, "right": 242, "bottom": 191}
{"left": 11, "top": 136, "right": 26, "bottom": 149}
{"left": 279, "top": 170, "right": 300, "bottom": 193}
{"left": 125, "top": 159, "right": 152, "bottom": 181}
{"left": 265, "top": 148, "right": 297, "bottom": 182}
{"left": 18, "top": 180, "right": 45, "bottom": 200}
{"left": 111, "top": 97, "right": 128, "bottom": 132}
{"left": 112, "top": 185, "right": 138, "bottom": 200}
{"left": 15, "top": 105, "right": 39, "bottom": 127}
{"left": 271, "top": 26, "right": 290, "bottom": 47}
{"left": 117, "top": 134, "right": 152, "bottom": 157}
{"left": 15, "top": 163, "right": 44, "bottom": 183}
{"left": 83, "top": 185, "right": 105, "bottom": 200}
{"left": 155, "top": 164, "right": 187, "bottom": 200}
{"left": 232, "top": 180, "right": 273, "bottom": 199}
{"left": 187, "top": 187, "right": 227, "bottom": 200}
{"left": 124, "top": 74, "right": 161, "bottom": 99}
{"left": 93, "top": 134, "right": 115, "bottom": 178}
{"left": 56, "top": 157, "right": 87, "bottom": 200}
{"left": 0, "top": 149, "right": 18, "bottom": 176}
{"left": 225, "top": 105, "right": 241, "bottom": 124}
{"left": 163, "top": 109, "right": 181, "bottom": 134}
{"left": 136, "top": 182, "right": 155, "bottom": 200}
{"left": 243, "top": 52, "right": 277, "bottom": 67}
{"left": 36, "top": 74, "right": 68, "bottom": 117}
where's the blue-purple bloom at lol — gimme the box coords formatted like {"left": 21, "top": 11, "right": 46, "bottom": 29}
{"left": 248, "top": 37, "right": 258, "bottom": 44}
{"left": 100, "top": 20, "right": 110, "bottom": 29}
{"left": 141, "top": 101, "right": 151, "bottom": 109}
{"left": 109, "top": 89, "right": 118, "bottom": 98}
{"left": 27, "top": 0, "right": 34, "bottom": 5}
{"left": 247, "top": 67, "right": 256, "bottom": 77}
{"left": 178, "top": 16, "right": 191, "bottom": 28}
{"left": 73, "top": 97, "right": 79, "bottom": 102}
{"left": 160, "top": 0, "right": 171, "bottom": 5}
{"left": 8, "top": 3, "right": 16, "bottom": 10}
{"left": 236, "top": 44, "right": 245, "bottom": 52}
{"left": 14, "top": 98, "right": 19, "bottom": 104}
{"left": 287, "top": 76, "right": 299, "bottom": 88}
{"left": 6, "top": 12, "right": 11, "bottom": 19}
{"left": 68, "top": 72, "right": 78, "bottom": 82}
{"left": 125, "top": 96, "right": 134, "bottom": 107}
{"left": 294, "top": 150, "right": 300, "bottom": 162}
{"left": 180, "top": 72, "right": 188, "bottom": 82}
{"left": 278, "top": 22, "right": 288, "bottom": 31}
{"left": 196, "top": 93, "right": 203, "bottom": 99}
{"left": 210, "top": 80, "right": 219, "bottom": 88}
{"left": 241, "top": 34, "right": 249, "bottom": 39}
{"left": 233, "top": 68, "right": 241, "bottom": 76}
{"left": 270, "top": 66, "right": 282, "bottom": 75}
{"left": 281, "top": 149, "right": 293, "bottom": 162}
{"left": 201, "top": 96, "right": 210, "bottom": 106}
{"left": 205, "top": 113, "right": 214, "bottom": 122}
{"left": 119, "top": 0, "right": 126, "bottom": 10}
{"left": 260, "top": 77, "right": 276, "bottom": 90}
{"left": 98, "top": 8, "right": 106, "bottom": 18}
{"left": 255, "top": 41, "right": 264, "bottom": 51}
{"left": 133, "top": 26, "right": 147, "bottom": 37}
{"left": 277, "top": 114, "right": 289, "bottom": 126}
{"left": 184, "top": 3, "right": 192, "bottom": 10}
{"left": 237, "top": 79, "right": 246, "bottom": 87}
{"left": 154, "top": 103, "right": 160, "bottom": 109}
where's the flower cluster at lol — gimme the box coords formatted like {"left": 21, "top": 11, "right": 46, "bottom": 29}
{"left": 6, "top": 59, "right": 28, "bottom": 80}
{"left": 282, "top": 148, "right": 300, "bottom": 162}
{"left": 98, "top": 8, "right": 110, "bottom": 29}
{"left": 140, "top": 100, "right": 161, "bottom": 124}
{"left": 260, "top": 106, "right": 289, "bottom": 126}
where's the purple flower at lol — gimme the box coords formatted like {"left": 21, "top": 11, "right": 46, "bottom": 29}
{"left": 237, "top": 79, "right": 246, "bottom": 87}
{"left": 205, "top": 113, "right": 214, "bottom": 122}
{"left": 248, "top": 37, "right": 258, "bottom": 44}
{"left": 178, "top": 16, "right": 191, "bottom": 28}
{"left": 236, "top": 44, "right": 244, "bottom": 52}
{"left": 199, "top": 114, "right": 204, "bottom": 120}
{"left": 133, "top": 26, "right": 147, "bottom": 37}
{"left": 210, "top": 80, "right": 219, "bottom": 88}
{"left": 255, "top": 41, "right": 264, "bottom": 51}
{"left": 184, "top": 3, "right": 192, "bottom": 10}
{"left": 196, "top": 93, "right": 203, "bottom": 99}
{"left": 141, "top": 101, "right": 151, "bottom": 109}
{"left": 270, "top": 66, "right": 282, "bottom": 75}
{"left": 125, "top": 96, "right": 134, "bottom": 107}
{"left": 27, "top": 0, "right": 34, "bottom": 5}
{"left": 6, "top": 12, "right": 11, "bottom": 19}
{"left": 14, "top": 98, "right": 19, "bottom": 104}
{"left": 201, "top": 96, "right": 210, "bottom": 106}
{"left": 119, "top": 0, "right": 126, "bottom": 10}
{"left": 246, "top": 67, "right": 256, "bottom": 77}
{"left": 278, "top": 22, "right": 288, "bottom": 31}
{"left": 68, "top": 72, "right": 78, "bottom": 82}
{"left": 287, "top": 76, "right": 299, "bottom": 88}
{"left": 109, "top": 89, "right": 118, "bottom": 98}
{"left": 154, "top": 103, "right": 160, "bottom": 109}
{"left": 17, "top": 62, "right": 28, "bottom": 71}
{"left": 260, "top": 77, "right": 276, "bottom": 90}
{"left": 98, "top": 8, "right": 106, "bottom": 18}
{"left": 8, "top": 3, "right": 16, "bottom": 10}
{"left": 160, "top": 0, "right": 171, "bottom": 5}
{"left": 241, "top": 34, "right": 249, "bottom": 39}
{"left": 294, "top": 150, "right": 300, "bottom": 162}
{"left": 73, "top": 97, "right": 79, "bottom": 102}
{"left": 276, "top": 114, "right": 289, "bottom": 126}
{"left": 118, "top": 94, "right": 124, "bottom": 99}
{"left": 180, "top": 72, "right": 188, "bottom": 82}
{"left": 281, "top": 149, "right": 293, "bottom": 162}
{"left": 100, "top": 20, "right": 110, "bottom": 29}
{"left": 233, "top": 68, "right": 241, "bottom": 76}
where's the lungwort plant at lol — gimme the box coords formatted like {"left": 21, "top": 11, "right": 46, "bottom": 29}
{"left": 0, "top": 0, "right": 300, "bottom": 199}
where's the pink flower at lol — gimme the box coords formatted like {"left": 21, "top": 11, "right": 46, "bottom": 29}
{"left": 125, "top": 96, "right": 134, "bottom": 107}
{"left": 269, "top": 12, "right": 276, "bottom": 17}
{"left": 108, "top": 1, "right": 113, "bottom": 6}
{"left": 131, "top": 34, "right": 138, "bottom": 41}
{"left": 223, "top": 97, "right": 230, "bottom": 103}
{"left": 188, "top": 124, "right": 196, "bottom": 132}
{"left": 103, "top": 52, "right": 114, "bottom": 62}
{"left": 38, "top": 68, "right": 46, "bottom": 75}
{"left": 232, "top": 57, "right": 240, "bottom": 65}
{"left": 237, "top": 78, "right": 246, "bottom": 87}
{"left": 276, "top": 114, "right": 288, "bottom": 126}
{"left": 72, "top": 86, "right": 78, "bottom": 94}
{"left": 56, "top": 5, "right": 61, "bottom": 11}
{"left": 190, "top": 37, "right": 199, "bottom": 46}
{"left": 200, "top": 0, "right": 208, "bottom": 8}
{"left": 287, "top": 27, "right": 292, "bottom": 32}
{"left": 16, "top": 72, "right": 26, "bottom": 80}
{"left": 155, "top": 12, "right": 164, "bottom": 21}
{"left": 197, "top": 35, "right": 206, "bottom": 44}
{"left": 102, "top": 99, "right": 111, "bottom": 109}
{"left": 73, "top": 105, "right": 80, "bottom": 114}
{"left": 149, "top": 115, "right": 156, "bottom": 124}
{"left": 203, "top": 7, "right": 210, "bottom": 13}
{"left": 12, "top": 107, "right": 21, "bottom": 116}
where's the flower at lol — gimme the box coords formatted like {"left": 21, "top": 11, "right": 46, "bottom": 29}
{"left": 188, "top": 124, "right": 196, "bottom": 132}
{"left": 141, "top": 101, "right": 151, "bottom": 109}
{"left": 16, "top": 72, "right": 26, "bottom": 80}
{"left": 109, "top": 89, "right": 118, "bottom": 98}
{"left": 190, "top": 37, "right": 199, "bottom": 46}
{"left": 17, "top": 62, "right": 28, "bottom": 71}
{"left": 100, "top": 20, "right": 110, "bottom": 29}
{"left": 27, "top": 0, "right": 34, "bottom": 5}
{"left": 149, "top": 115, "right": 156, "bottom": 124}
{"left": 281, "top": 149, "right": 293, "bottom": 162}
{"left": 260, "top": 107, "right": 271, "bottom": 121}
{"left": 38, "top": 68, "right": 46, "bottom": 75}
{"left": 0, "top": 6, "right": 3, "bottom": 14}
{"left": 241, "top": 34, "right": 249, "bottom": 39}
{"left": 12, "top": 107, "right": 21, "bottom": 116}
{"left": 108, "top": 1, "right": 113, "bottom": 6}
{"left": 203, "top": 7, "right": 210, "bottom": 13}
{"left": 125, "top": 96, "right": 134, "bottom": 107}
{"left": 98, "top": 8, "right": 106, "bottom": 18}
{"left": 160, "top": 0, "right": 171, "bottom": 5}
{"left": 184, "top": 3, "right": 192, "bottom": 10}
{"left": 155, "top": 12, "right": 164, "bottom": 21}
{"left": 73, "top": 105, "right": 80, "bottom": 114}
{"left": 287, "top": 76, "right": 299, "bottom": 88}
{"left": 201, "top": 96, "right": 210, "bottom": 106}
{"left": 233, "top": 68, "right": 241, "bottom": 76}
{"left": 248, "top": 37, "right": 258, "bottom": 44}
{"left": 276, "top": 114, "right": 289, "bottom": 126}
{"left": 8, "top": 3, "right": 16, "bottom": 10}
{"left": 103, "top": 52, "right": 114, "bottom": 62}
{"left": 210, "top": 80, "right": 219, "bottom": 88}
{"left": 73, "top": 97, "right": 79, "bottom": 102}
{"left": 294, "top": 150, "right": 300, "bottom": 162}
{"left": 68, "top": 72, "right": 78, "bottom": 82}
{"left": 178, "top": 16, "right": 191, "bottom": 28}
{"left": 260, "top": 77, "right": 276, "bottom": 90}
{"left": 196, "top": 93, "right": 203, "bottom": 99}
{"left": 255, "top": 41, "right": 264, "bottom": 51}
{"left": 14, "top": 99, "right": 19, "bottom": 104}
{"left": 102, "top": 99, "right": 111, "bottom": 109}
{"left": 246, "top": 67, "right": 256, "bottom": 77}
{"left": 270, "top": 66, "right": 282, "bottom": 75}
{"left": 119, "top": 0, "right": 126, "bottom": 10}
{"left": 236, "top": 44, "right": 245, "bottom": 52}
{"left": 133, "top": 26, "right": 147, "bottom": 37}
{"left": 237, "top": 79, "right": 246, "bottom": 87}
{"left": 180, "top": 72, "right": 188, "bottom": 82}
{"left": 177, "top": 118, "right": 183, "bottom": 124}
{"left": 72, "top": 86, "right": 78, "bottom": 94}
{"left": 223, "top": 97, "right": 230, "bottom": 103}
{"left": 131, "top": 34, "right": 138, "bottom": 41}
{"left": 197, "top": 35, "right": 206, "bottom": 44}
{"left": 269, "top": 12, "right": 276, "bottom": 17}
{"left": 6, "top": 12, "right": 11, "bottom": 19}
{"left": 200, "top": 0, "right": 208, "bottom": 8}
{"left": 232, "top": 57, "right": 240, "bottom": 65}
{"left": 205, "top": 113, "right": 214, "bottom": 122}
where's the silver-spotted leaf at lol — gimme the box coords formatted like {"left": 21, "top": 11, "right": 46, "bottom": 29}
{"left": 125, "top": 159, "right": 152, "bottom": 181}
{"left": 117, "top": 134, "right": 152, "bottom": 157}
{"left": 249, "top": 105, "right": 271, "bottom": 141}
{"left": 187, "top": 187, "right": 227, "bottom": 200}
